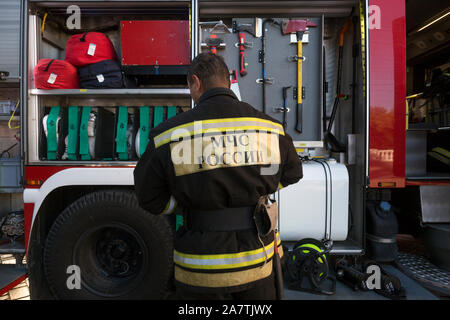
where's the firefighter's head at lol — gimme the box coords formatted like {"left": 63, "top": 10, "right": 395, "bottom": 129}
{"left": 187, "top": 53, "right": 231, "bottom": 103}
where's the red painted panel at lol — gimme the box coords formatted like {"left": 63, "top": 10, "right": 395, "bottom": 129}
{"left": 406, "top": 180, "right": 450, "bottom": 186}
{"left": 369, "top": 0, "right": 406, "bottom": 188}
{"left": 120, "top": 20, "right": 190, "bottom": 66}
{"left": 25, "top": 165, "right": 74, "bottom": 188}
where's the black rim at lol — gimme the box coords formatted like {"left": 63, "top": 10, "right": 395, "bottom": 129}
{"left": 73, "top": 222, "right": 148, "bottom": 298}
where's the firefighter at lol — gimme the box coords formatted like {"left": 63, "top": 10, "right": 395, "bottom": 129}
{"left": 134, "top": 53, "right": 302, "bottom": 299}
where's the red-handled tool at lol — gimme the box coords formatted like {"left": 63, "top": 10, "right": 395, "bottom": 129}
{"left": 238, "top": 32, "right": 247, "bottom": 76}
{"left": 233, "top": 21, "right": 254, "bottom": 77}
{"left": 202, "top": 34, "right": 225, "bottom": 54}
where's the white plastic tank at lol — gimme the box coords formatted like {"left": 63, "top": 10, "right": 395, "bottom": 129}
{"left": 276, "top": 159, "right": 349, "bottom": 241}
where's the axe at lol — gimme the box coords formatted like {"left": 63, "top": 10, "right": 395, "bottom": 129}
{"left": 281, "top": 19, "right": 317, "bottom": 134}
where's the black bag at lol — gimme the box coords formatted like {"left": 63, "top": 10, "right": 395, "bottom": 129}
{"left": 366, "top": 201, "right": 399, "bottom": 262}
{"left": 78, "top": 59, "right": 124, "bottom": 89}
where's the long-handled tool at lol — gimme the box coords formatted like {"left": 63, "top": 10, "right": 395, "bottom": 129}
{"left": 232, "top": 21, "right": 254, "bottom": 77}
{"left": 274, "top": 86, "right": 291, "bottom": 129}
{"left": 258, "top": 18, "right": 280, "bottom": 114}
{"left": 273, "top": 231, "right": 284, "bottom": 300}
{"left": 324, "top": 18, "right": 351, "bottom": 152}
{"left": 281, "top": 19, "right": 317, "bottom": 134}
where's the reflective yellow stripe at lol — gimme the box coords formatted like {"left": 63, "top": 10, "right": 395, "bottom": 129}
{"left": 433, "top": 147, "right": 450, "bottom": 159}
{"left": 161, "top": 196, "right": 177, "bottom": 215}
{"left": 157, "top": 126, "right": 284, "bottom": 148}
{"left": 154, "top": 117, "right": 284, "bottom": 148}
{"left": 174, "top": 233, "right": 282, "bottom": 270}
{"left": 175, "top": 233, "right": 281, "bottom": 260}
{"left": 174, "top": 260, "right": 273, "bottom": 288}
{"left": 278, "top": 182, "right": 284, "bottom": 189}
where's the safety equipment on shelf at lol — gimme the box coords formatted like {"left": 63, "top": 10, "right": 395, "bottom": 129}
{"left": 66, "top": 106, "right": 80, "bottom": 160}
{"left": 42, "top": 106, "right": 66, "bottom": 160}
{"left": 93, "top": 108, "right": 115, "bottom": 160}
{"left": 78, "top": 59, "right": 124, "bottom": 89}
{"left": 65, "top": 32, "right": 117, "bottom": 67}
{"left": 284, "top": 238, "right": 336, "bottom": 295}
{"left": 366, "top": 201, "right": 399, "bottom": 262}
{"left": 42, "top": 106, "right": 80, "bottom": 160}
{"left": 115, "top": 107, "right": 139, "bottom": 161}
{"left": 79, "top": 107, "right": 96, "bottom": 160}
{"left": 34, "top": 59, "right": 79, "bottom": 89}
{"left": 135, "top": 106, "right": 178, "bottom": 158}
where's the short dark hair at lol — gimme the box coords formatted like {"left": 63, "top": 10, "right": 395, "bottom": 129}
{"left": 187, "top": 53, "right": 230, "bottom": 90}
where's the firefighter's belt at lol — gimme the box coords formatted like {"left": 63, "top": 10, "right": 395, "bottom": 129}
{"left": 187, "top": 206, "right": 255, "bottom": 232}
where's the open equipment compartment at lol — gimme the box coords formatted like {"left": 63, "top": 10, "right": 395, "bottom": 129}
{"left": 22, "top": 0, "right": 369, "bottom": 258}
{"left": 196, "top": 1, "right": 368, "bottom": 254}
{"left": 25, "top": 0, "right": 195, "bottom": 165}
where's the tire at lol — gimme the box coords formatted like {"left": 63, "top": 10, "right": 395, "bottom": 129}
{"left": 43, "top": 190, "right": 173, "bottom": 299}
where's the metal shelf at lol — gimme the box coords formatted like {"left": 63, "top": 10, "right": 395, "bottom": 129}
{"left": 30, "top": 88, "right": 190, "bottom": 97}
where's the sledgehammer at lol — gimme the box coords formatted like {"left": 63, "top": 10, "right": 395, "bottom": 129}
{"left": 281, "top": 19, "right": 317, "bottom": 134}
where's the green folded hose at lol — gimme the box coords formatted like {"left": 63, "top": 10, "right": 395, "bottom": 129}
{"left": 79, "top": 107, "right": 92, "bottom": 160}
{"left": 46, "top": 106, "right": 60, "bottom": 160}
{"left": 139, "top": 106, "right": 150, "bottom": 158}
{"left": 67, "top": 106, "right": 79, "bottom": 161}
{"left": 116, "top": 106, "right": 129, "bottom": 161}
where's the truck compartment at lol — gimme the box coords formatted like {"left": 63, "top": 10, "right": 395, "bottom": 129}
{"left": 24, "top": 0, "right": 367, "bottom": 258}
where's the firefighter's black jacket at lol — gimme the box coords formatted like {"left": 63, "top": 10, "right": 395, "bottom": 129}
{"left": 134, "top": 87, "right": 302, "bottom": 292}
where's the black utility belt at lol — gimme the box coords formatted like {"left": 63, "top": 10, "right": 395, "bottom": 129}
{"left": 187, "top": 206, "right": 256, "bottom": 232}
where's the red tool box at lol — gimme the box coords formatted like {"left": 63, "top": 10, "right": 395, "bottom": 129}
{"left": 120, "top": 20, "right": 190, "bottom": 75}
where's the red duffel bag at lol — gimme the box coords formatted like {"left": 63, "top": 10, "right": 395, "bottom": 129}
{"left": 33, "top": 59, "right": 79, "bottom": 89}
{"left": 65, "top": 32, "right": 117, "bottom": 67}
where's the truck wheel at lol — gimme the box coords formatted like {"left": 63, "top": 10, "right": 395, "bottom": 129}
{"left": 43, "top": 190, "right": 173, "bottom": 299}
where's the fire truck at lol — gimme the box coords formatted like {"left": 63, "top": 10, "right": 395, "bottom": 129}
{"left": 0, "top": 0, "right": 448, "bottom": 299}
